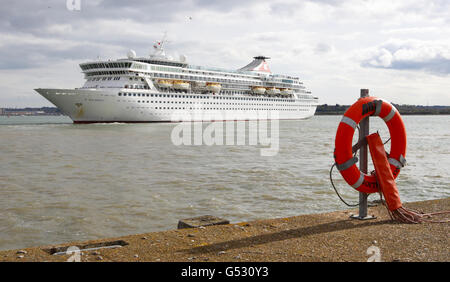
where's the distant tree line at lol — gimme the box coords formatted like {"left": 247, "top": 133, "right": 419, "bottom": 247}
{"left": 2, "top": 105, "right": 449, "bottom": 116}
{"left": 1, "top": 107, "right": 62, "bottom": 115}
{"left": 316, "top": 104, "right": 450, "bottom": 115}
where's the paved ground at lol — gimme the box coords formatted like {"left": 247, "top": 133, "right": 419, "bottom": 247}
{"left": 1, "top": 198, "right": 448, "bottom": 262}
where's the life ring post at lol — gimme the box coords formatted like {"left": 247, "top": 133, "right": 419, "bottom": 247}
{"left": 350, "top": 89, "right": 376, "bottom": 220}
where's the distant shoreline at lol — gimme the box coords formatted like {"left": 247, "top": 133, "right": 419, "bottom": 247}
{"left": 1, "top": 105, "right": 449, "bottom": 116}
{"left": 0, "top": 107, "right": 62, "bottom": 117}
{"left": 316, "top": 112, "right": 450, "bottom": 115}
{"left": 316, "top": 104, "right": 450, "bottom": 115}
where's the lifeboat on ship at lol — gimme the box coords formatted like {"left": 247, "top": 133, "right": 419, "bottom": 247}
{"left": 173, "top": 80, "right": 190, "bottom": 90}
{"left": 194, "top": 81, "right": 207, "bottom": 88}
{"left": 280, "top": 88, "right": 293, "bottom": 95}
{"left": 157, "top": 79, "right": 173, "bottom": 88}
{"left": 206, "top": 82, "right": 221, "bottom": 93}
{"left": 252, "top": 86, "right": 266, "bottom": 95}
{"left": 266, "top": 87, "right": 280, "bottom": 95}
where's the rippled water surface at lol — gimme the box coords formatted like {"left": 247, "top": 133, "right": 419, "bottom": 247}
{"left": 0, "top": 115, "right": 448, "bottom": 250}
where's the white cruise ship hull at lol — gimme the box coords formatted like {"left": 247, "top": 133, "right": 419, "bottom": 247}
{"left": 35, "top": 88, "right": 317, "bottom": 123}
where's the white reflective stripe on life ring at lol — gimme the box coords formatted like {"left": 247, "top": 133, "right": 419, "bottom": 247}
{"left": 336, "top": 156, "right": 358, "bottom": 171}
{"left": 351, "top": 172, "right": 365, "bottom": 189}
{"left": 382, "top": 108, "right": 396, "bottom": 122}
{"left": 388, "top": 155, "right": 406, "bottom": 169}
{"left": 341, "top": 116, "right": 357, "bottom": 129}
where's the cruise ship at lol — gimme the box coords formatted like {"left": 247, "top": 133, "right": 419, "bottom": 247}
{"left": 35, "top": 39, "right": 318, "bottom": 123}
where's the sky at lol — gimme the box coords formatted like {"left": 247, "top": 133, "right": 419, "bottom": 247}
{"left": 1, "top": 0, "right": 449, "bottom": 107}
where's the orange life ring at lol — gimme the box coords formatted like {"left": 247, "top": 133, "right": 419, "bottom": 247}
{"left": 334, "top": 97, "right": 407, "bottom": 194}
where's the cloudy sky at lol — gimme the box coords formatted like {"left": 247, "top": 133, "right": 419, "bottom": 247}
{"left": 1, "top": 0, "right": 449, "bottom": 107}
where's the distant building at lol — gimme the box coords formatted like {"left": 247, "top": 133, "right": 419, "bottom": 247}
{"left": 0, "top": 108, "right": 3, "bottom": 115}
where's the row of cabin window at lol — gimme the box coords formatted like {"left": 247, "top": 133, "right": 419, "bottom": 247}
{"left": 152, "top": 65, "right": 250, "bottom": 79}
{"left": 82, "top": 62, "right": 132, "bottom": 70}
{"left": 87, "top": 77, "right": 121, "bottom": 81}
{"left": 124, "top": 85, "right": 150, "bottom": 89}
{"left": 135, "top": 106, "right": 309, "bottom": 111}
{"left": 118, "top": 92, "right": 302, "bottom": 102}
{"left": 133, "top": 100, "right": 310, "bottom": 107}
{"left": 148, "top": 72, "right": 264, "bottom": 86}
{"left": 85, "top": 71, "right": 128, "bottom": 77}
{"left": 150, "top": 64, "right": 297, "bottom": 83}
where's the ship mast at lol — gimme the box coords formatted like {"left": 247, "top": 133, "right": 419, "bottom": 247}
{"left": 150, "top": 32, "right": 169, "bottom": 59}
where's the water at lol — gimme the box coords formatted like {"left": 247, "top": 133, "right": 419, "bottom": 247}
{"left": 0, "top": 115, "right": 448, "bottom": 250}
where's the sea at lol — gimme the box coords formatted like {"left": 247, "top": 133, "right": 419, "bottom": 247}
{"left": 0, "top": 115, "right": 448, "bottom": 250}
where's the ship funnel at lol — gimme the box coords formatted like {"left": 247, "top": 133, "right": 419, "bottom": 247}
{"left": 238, "top": 56, "right": 272, "bottom": 73}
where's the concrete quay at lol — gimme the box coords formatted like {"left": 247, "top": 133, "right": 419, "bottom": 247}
{"left": 1, "top": 198, "right": 448, "bottom": 262}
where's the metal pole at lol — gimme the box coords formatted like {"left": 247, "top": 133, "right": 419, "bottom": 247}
{"left": 351, "top": 89, "right": 376, "bottom": 220}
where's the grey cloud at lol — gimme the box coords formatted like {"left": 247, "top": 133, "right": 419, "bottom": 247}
{"left": 0, "top": 39, "right": 122, "bottom": 69}
{"left": 0, "top": 0, "right": 194, "bottom": 69}
{"left": 401, "top": 0, "right": 450, "bottom": 15}
{"left": 192, "top": 0, "right": 260, "bottom": 12}
{"left": 305, "top": 0, "right": 343, "bottom": 6}
{"left": 0, "top": 0, "right": 193, "bottom": 35}
{"left": 314, "top": 43, "right": 332, "bottom": 54}
{"left": 387, "top": 56, "right": 450, "bottom": 74}
{"left": 0, "top": 0, "right": 261, "bottom": 70}
{"left": 361, "top": 41, "right": 450, "bottom": 75}
{"left": 269, "top": 2, "right": 299, "bottom": 17}
{"left": 96, "top": 0, "right": 195, "bottom": 22}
